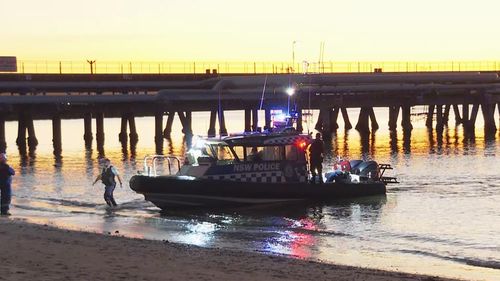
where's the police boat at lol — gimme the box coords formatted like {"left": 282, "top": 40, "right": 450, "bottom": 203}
{"left": 129, "top": 130, "right": 397, "bottom": 209}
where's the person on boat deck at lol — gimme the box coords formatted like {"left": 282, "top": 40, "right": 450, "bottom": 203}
{"left": 93, "top": 158, "right": 123, "bottom": 207}
{"left": 308, "top": 133, "right": 324, "bottom": 183}
{"left": 0, "top": 153, "right": 15, "bottom": 216}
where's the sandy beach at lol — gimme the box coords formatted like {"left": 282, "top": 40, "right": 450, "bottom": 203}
{"left": 0, "top": 219, "right": 459, "bottom": 281}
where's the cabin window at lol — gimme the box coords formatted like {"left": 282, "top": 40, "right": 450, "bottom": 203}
{"left": 245, "top": 146, "right": 284, "bottom": 162}
{"left": 215, "top": 145, "right": 235, "bottom": 165}
{"left": 203, "top": 144, "right": 215, "bottom": 158}
{"left": 285, "top": 145, "right": 306, "bottom": 162}
{"left": 285, "top": 145, "right": 298, "bottom": 161}
{"left": 263, "top": 146, "right": 284, "bottom": 161}
{"left": 232, "top": 146, "right": 245, "bottom": 160}
{"left": 245, "top": 147, "right": 263, "bottom": 162}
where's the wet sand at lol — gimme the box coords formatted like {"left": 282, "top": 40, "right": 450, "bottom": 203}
{"left": 0, "top": 219, "right": 459, "bottom": 281}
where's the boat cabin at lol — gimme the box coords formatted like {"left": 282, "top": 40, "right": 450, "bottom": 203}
{"left": 180, "top": 132, "right": 313, "bottom": 183}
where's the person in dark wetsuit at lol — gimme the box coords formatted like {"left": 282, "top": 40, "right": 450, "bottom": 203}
{"left": 93, "top": 158, "right": 123, "bottom": 207}
{"left": 0, "top": 153, "right": 15, "bottom": 215}
{"left": 308, "top": 133, "right": 324, "bottom": 183}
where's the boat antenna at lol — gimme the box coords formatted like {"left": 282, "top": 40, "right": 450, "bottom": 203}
{"left": 259, "top": 75, "right": 268, "bottom": 110}
{"left": 307, "top": 75, "right": 312, "bottom": 134}
{"left": 218, "top": 89, "right": 222, "bottom": 140}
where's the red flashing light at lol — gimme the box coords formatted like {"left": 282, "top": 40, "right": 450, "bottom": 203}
{"left": 297, "top": 141, "right": 307, "bottom": 149}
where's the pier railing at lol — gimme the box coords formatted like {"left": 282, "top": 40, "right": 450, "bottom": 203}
{"left": 9, "top": 60, "right": 500, "bottom": 74}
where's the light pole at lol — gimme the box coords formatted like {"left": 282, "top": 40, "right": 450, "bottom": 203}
{"left": 286, "top": 87, "right": 295, "bottom": 115}
{"left": 292, "top": 41, "right": 297, "bottom": 73}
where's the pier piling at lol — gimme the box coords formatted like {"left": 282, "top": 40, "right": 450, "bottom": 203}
{"left": 15, "top": 113, "right": 29, "bottom": 147}
{"left": 119, "top": 114, "right": 128, "bottom": 143}
{"left": 388, "top": 106, "right": 400, "bottom": 131}
{"left": 498, "top": 103, "right": 500, "bottom": 130}
{"left": 355, "top": 107, "right": 370, "bottom": 133}
{"left": 264, "top": 109, "right": 271, "bottom": 130}
{"left": 26, "top": 115, "right": 38, "bottom": 147}
{"left": 401, "top": 105, "right": 413, "bottom": 131}
{"left": 355, "top": 107, "right": 378, "bottom": 133}
{"left": 481, "top": 103, "right": 497, "bottom": 135}
{"left": 154, "top": 111, "right": 163, "bottom": 146}
{"left": 341, "top": 108, "right": 352, "bottom": 130}
{"left": 164, "top": 112, "right": 175, "bottom": 138}
{"left": 462, "top": 103, "right": 479, "bottom": 138}
{"left": 128, "top": 114, "right": 139, "bottom": 144}
{"left": 95, "top": 112, "right": 105, "bottom": 147}
{"left": 462, "top": 104, "right": 470, "bottom": 126}
{"left": 207, "top": 111, "right": 217, "bottom": 137}
{"left": 426, "top": 105, "right": 435, "bottom": 128}
{"left": 436, "top": 105, "right": 444, "bottom": 133}
{"left": 368, "top": 107, "right": 379, "bottom": 131}
{"left": 251, "top": 109, "right": 258, "bottom": 131}
{"left": 219, "top": 110, "right": 228, "bottom": 136}
{"left": 244, "top": 109, "right": 251, "bottom": 132}
{"left": 453, "top": 105, "right": 463, "bottom": 125}
{"left": 177, "top": 111, "right": 187, "bottom": 134}
{"left": 470, "top": 104, "right": 480, "bottom": 129}
{"left": 443, "top": 105, "right": 451, "bottom": 125}
{"left": 320, "top": 107, "right": 332, "bottom": 135}
{"left": 178, "top": 111, "right": 193, "bottom": 136}
{"left": 83, "top": 113, "right": 93, "bottom": 147}
{"left": 330, "top": 107, "right": 340, "bottom": 131}
{"left": 315, "top": 109, "right": 324, "bottom": 132}
{"left": 52, "top": 115, "right": 62, "bottom": 154}
{"left": 186, "top": 111, "right": 193, "bottom": 136}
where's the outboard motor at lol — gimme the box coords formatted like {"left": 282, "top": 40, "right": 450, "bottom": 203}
{"left": 356, "top": 161, "right": 379, "bottom": 180}
{"left": 349, "top": 160, "right": 363, "bottom": 171}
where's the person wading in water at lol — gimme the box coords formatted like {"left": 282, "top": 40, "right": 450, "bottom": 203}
{"left": 0, "top": 153, "right": 15, "bottom": 215}
{"left": 93, "top": 158, "right": 123, "bottom": 207}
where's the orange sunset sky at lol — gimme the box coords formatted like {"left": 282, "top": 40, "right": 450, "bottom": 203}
{"left": 2, "top": 0, "right": 500, "bottom": 62}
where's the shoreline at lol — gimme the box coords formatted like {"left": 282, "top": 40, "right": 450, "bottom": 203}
{"left": 0, "top": 218, "right": 460, "bottom": 281}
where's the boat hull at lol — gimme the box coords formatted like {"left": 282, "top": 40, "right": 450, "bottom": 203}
{"left": 130, "top": 175, "right": 387, "bottom": 209}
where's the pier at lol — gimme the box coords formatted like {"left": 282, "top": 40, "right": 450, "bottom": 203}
{"left": 0, "top": 72, "right": 499, "bottom": 154}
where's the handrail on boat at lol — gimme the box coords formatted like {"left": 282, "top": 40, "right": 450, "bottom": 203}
{"left": 378, "top": 163, "right": 399, "bottom": 184}
{"left": 142, "top": 155, "right": 181, "bottom": 176}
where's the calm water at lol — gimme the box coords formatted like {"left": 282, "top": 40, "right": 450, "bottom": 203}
{"left": 4, "top": 108, "right": 500, "bottom": 281}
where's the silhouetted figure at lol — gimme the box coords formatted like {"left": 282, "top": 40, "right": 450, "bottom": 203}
{"left": 0, "top": 153, "right": 15, "bottom": 215}
{"left": 87, "top": 60, "right": 96, "bottom": 74}
{"left": 308, "top": 133, "right": 324, "bottom": 183}
{"left": 248, "top": 147, "right": 263, "bottom": 162}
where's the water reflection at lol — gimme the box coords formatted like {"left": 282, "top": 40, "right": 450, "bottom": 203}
{"left": 261, "top": 196, "right": 386, "bottom": 258}
{"left": 18, "top": 144, "right": 36, "bottom": 168}
{"left": 359, "top": 131, "right": 376, "bottom": 159}
{"left": 484, "top": 138, "right": 497, "bottom": 157}
{"left": 402, "top": 129, "right": 411, "bottom": 154}
{"left": 164, "top": 136, "right": 174, "bottom": 156}
{"left": 3, "top": 110, "right": 500, "bottom": 281}
{"left": 85, "top": 149, "right": 95, "bottom": 182}
{"left": 97, "top": 142, "right": 105, "bottom": 158}
{"left": 180, "top": 221, "right": 218, "bottom": 247}
{"left": 389, "top": 130, "right": 398, "bottom": 155}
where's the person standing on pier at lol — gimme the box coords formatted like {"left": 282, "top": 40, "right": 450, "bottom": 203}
{"left": 93, "top": 158, "right": 123, "bottom": 207}
{"left": 0, "top": 153, "right": 15, "bottom": 215}
{"left": 308, "top": 133, "right": 324, "bottom": 183}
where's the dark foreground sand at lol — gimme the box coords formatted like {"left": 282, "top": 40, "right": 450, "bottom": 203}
{"left": 0, "top": 219, "right": 458, "bottom": 281}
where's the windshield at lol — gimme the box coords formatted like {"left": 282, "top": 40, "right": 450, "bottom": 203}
{"left": 214, "top": 144, "right": 235, "bottom": 165}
